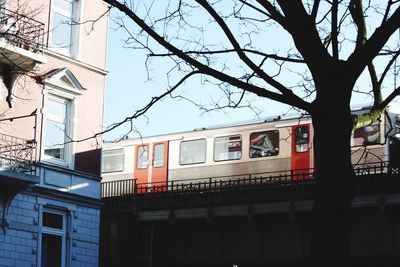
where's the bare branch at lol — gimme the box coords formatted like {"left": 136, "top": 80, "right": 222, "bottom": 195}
{"left": 149, "top": 48, "right": 305, "bottom": 63}
{"left": 380, "top": 86, "right": 400, "bottom": 109}
{"left": 196, "top": 0, "right": 296, "bottom": 96}
{"left": 331, "top": 0, "right": 339, "bottom": 59}
{"left": 366, "top": 63, "right": 383, "bottom": 107}
{"left": 103, "top": 0, "right": 312, "bottom": 111}
{"left": 73, "top": 6, "right": 111, "bottom": 35}
{"left": 254, "top": 0, "right": 287, "bottom": 29}
{"left": 348, "top": 5, "right": 400, "bottom": 77}
{"left": 378, "top": 49, "right": 400, "bottom": 86}
{"left": 349, "top": 0, "right": 367, "bottom": 50}
{"left": 382, "top": 0, "right": 395, "bottom": 23}
{"left": 237, "top": 0, "right": 272, "bottom": 21}
{"left": 311, "top": 0, "right": 321, "bottom": 20}
{"left": 276, "top": 0, "right": 331, "bottom": 74}
{"left": 72, "top": 70, "right": 200, "bottom": 143}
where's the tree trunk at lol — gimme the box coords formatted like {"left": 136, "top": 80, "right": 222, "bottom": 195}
{"left": 310, "top": 103, "right": 355, "bottom": 266}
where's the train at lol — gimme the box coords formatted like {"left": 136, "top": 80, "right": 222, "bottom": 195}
{"left": 101, "top": 104, "right": 400, "bottom": 189}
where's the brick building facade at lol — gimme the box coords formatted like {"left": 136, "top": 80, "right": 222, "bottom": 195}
{"left": 0, "top": 0, "right": 108, "bottom": 266}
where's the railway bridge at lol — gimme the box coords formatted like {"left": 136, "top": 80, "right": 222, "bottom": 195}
{"left": 100, "top": 162, "right": 400, "bottom": 266}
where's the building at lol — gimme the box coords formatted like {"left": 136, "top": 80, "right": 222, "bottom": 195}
{"left": 0, "top": 0, "right": 108, "bottom": 266}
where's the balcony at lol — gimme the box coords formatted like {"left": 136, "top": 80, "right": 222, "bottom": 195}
{"left": 0, "top": 132, "right": 38, "bottom": 188}
{"left": 0, "top": 132, "right": 38, "bottom": 231}
{"left": 0, "top": 7, "right": 46, "bottom": 70}
{"left": 0, "top": 133, "right": 37, "bottom": 176}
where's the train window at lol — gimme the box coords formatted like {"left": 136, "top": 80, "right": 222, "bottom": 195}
{"left": 352, "top": 122, "right": 380, "bottom": 146}
{"left": 180, "top": 139, "right": 206, "bottom": 165}
{"left": 295, "top": 126, "right": 309, "bottom": 152}
{"left": 214, "top": 135, "right": 242, "bottom": 161}
{"left": 102, "top": 148, "right": 124, "bottom": 173}
{"left": 249, "top": 130, "right": 279, "bottom": 158}
{"left": 137, "top": 145, "right": 149, "bottom": 169}
{"left": 153, "top": 144, "right": 165, "bottom": 168}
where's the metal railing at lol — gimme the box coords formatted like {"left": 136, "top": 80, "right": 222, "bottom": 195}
{"left": 102, "top": 179, "right": 136, "bottom": 210}
{"left": 136, "top": 170, "right": 315, "bottom": 212}
{"left": 0, "top": 133, "right": 36, "bottom": 175}
{"left": 102, "top": 162, "right": 400, "bottom": 212}
{"left": 0, "top": 7, "right": 45, "bottom": 53}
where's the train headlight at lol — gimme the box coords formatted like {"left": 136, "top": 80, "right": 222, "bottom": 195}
{"left": 395, "top": 133, "right": 400, "bottom": 139}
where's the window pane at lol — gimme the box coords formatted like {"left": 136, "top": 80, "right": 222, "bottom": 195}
{"left": 54, "top": 0, "right": 73, "bottom": 12}
{"left": 249, "top": 131, "right": 279, "bottom": 158}
{"left": 47, "top": 98, "right": 67, "bottom": 120}
{"left": 51, "top": 12, "right": 72, "bottom": 49}
{"left": 295, "top": 126, "right": 309, "bottom": 152}
{"left": 153, "top": 144, "right": 165, "bottom": 168}
{"left": 41, "top": 233, "right": 62, "bottom": 267}
{"left": 44, "top": 120, "right": 65, "bottom": 160}
{"left": 137, "top": 146, "right": 148, "bottom": 169}
{"left": 353, "top": 123, "right": 380, "bottom": 146}
{"left": 214, "top": 135, "right": 242, "bottom": 161}
{"left": 102, "top": 149, "right": 124, "bottom": 173}
{"left": 42, "top": 212, "right": 63, "bottom": 229}
{"left": 45, "top": 97, "right": 69, "bottom": 161}
{"left": 180, "top": 139, "right": 206, "bottom": 165}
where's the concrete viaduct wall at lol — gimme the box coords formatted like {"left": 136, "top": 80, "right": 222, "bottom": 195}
{"left": 101, "top": 205, "right": 400, "bottom": 267}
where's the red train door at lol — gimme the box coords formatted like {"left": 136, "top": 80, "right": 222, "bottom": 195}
{"left": 134, "top": 141, "right": 168, "bottom": 192}
{"left": 291, "top": 125, "right": 311, "bottom": 180}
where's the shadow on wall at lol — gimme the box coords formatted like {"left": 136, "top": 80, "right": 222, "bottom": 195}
{"left": 75, "top": 148, "right": 101, "bottom": 176}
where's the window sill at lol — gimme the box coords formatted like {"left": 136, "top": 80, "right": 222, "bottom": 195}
{"left": 44, "top": 49, "right": 108, "bottom": 75}
{"left": 41, "top": 158, "right": 71, "bottom": 169}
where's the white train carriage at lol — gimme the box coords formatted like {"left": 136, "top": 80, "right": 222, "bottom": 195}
{"left": 101, "top": 105, "right": 400, "bottom": 189}
{"left": 167, "top": 117, "right": 313, "bottom": 182}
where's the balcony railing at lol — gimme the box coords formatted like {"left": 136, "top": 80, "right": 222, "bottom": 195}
{"left": 0, "top": 7, "right": 45, "bottom": 54}
{"left": 0, "top": 133, "right": 36, "bottom": 175}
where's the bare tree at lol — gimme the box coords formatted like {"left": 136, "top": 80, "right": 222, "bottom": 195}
{"left": 102, "top": 0, "right": 400, "bottom": 265}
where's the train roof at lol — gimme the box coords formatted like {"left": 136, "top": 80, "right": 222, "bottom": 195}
{"left": 102, "top": 110, "right": 309, "bottom": 147}
{"left": 103, "top": 103, "right": 400, "bottom": 147}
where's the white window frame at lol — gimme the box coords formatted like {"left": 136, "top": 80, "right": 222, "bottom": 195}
{"left": 41, "top": 68, "right": 83, "bottom": 169}
{"left": 49, "top": 0, "right": 80, "bottom": 58}
{"left": 213, "top": 135, "right": 242, "bottom": 162}
{"left": 43, "top": 93, "right": 74, "bottom": 167}
{"left": 42, "top": 87, "right": 78, "bottom": 169}
{"left": 39, "top": 208, "right": 68, "bottom": 267}
{"left": 153, "top": 143, "right": 165, "bottom": 168}
{"left": 137, "top": 145, "right": 149, "bottom": 169}
{"left": 179, "top": 139, "right": 207, "bottom": 165}
{"left": 102, "top": 148, "right": 125, "bottom": 173}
